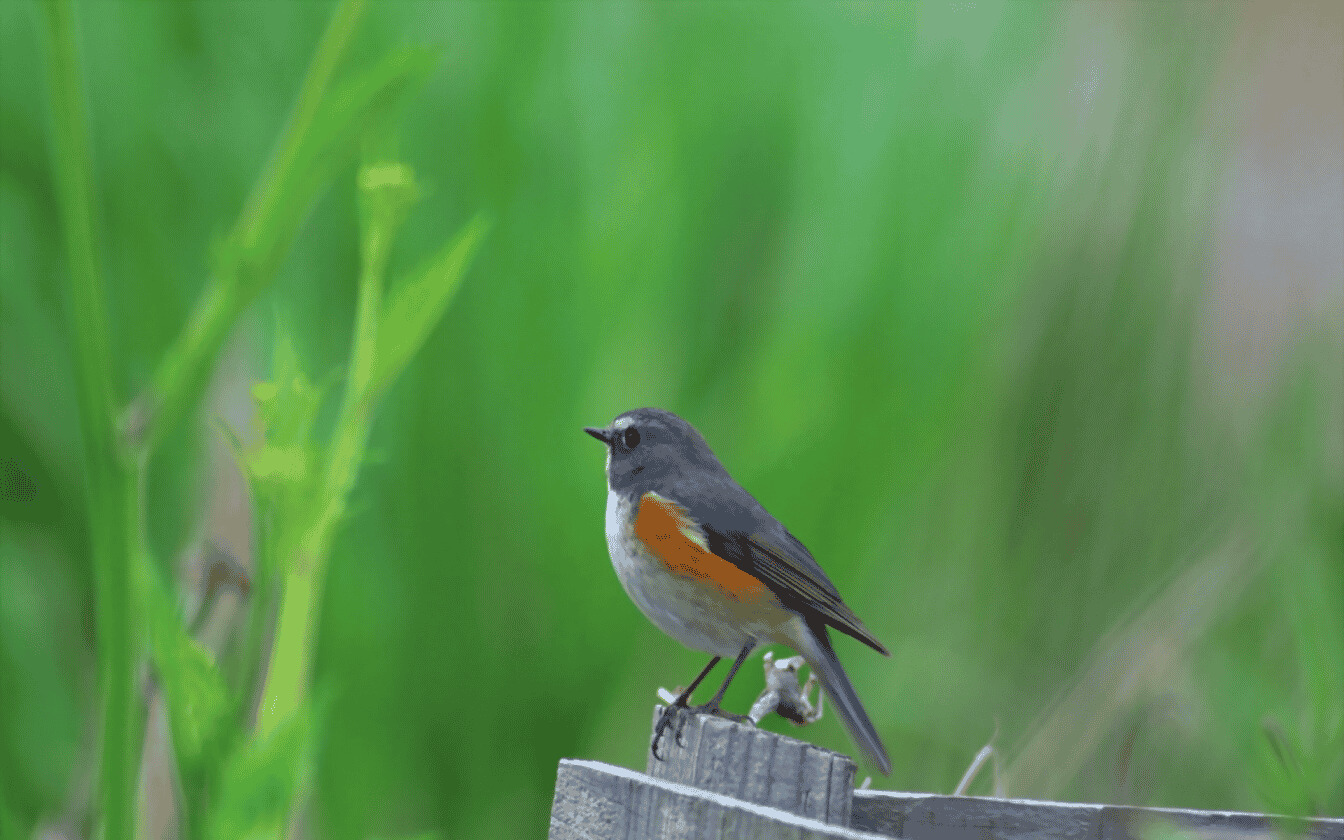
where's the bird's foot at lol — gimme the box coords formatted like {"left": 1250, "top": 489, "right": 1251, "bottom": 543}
{"left": 651, "top": 701, "right": 690, "bottom": 760}
{"left": 687, "top": 701, "right": 753, "bottom": 726}
{"left": 651, "top": 701, "right": 755, "bottom": 761}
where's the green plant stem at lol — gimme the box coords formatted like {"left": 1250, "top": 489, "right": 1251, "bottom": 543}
{"left": 235, "top": 0, "right": 368, "bottom": 254}
{"left": 138, "top": 274, "right": 243, "bottom": 450}
{"left": 254, "top": 164, "right": 395, "bottom": 738}
{"left": 256, "top": 564, "right": 321, "bottom": 739}
{"left": 40, "top": 2, "right": 140, "bottom": 838}
{"left": 132, "top": 0, "right": 369, "bottom": 454}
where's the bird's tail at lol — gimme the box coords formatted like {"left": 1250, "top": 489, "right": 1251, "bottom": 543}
{"left": 792, "top": 617, "right": 891, "bottom": 775}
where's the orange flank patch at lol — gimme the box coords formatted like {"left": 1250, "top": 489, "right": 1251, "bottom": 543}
{"left": 635, "top": 493, "right": 767, "bottom": 600}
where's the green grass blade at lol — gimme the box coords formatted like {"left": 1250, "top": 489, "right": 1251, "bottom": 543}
{"left": 141, "top": 560, "right": 232, "bottom": 777}
{"left": 37, "top": 2, "right": 139, "bottom": 838}
{"left": 134, "top": 22, "right": 439, "bottom": 454}
{"left": 207, "top": 710, "right": 314, "bottom": 840}
{"left": 254, "top": 154, "right": 426, "bottom": 741}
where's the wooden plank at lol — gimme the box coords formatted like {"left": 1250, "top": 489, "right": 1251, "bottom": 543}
{"left": 644, "top": 707, "right": 856, "bottom": 825}
{"left": 852, "top": 790, "right": 1344, "bottom": 840}
{"left": 549, "top": 758, "right": 892, "bottom": 840}
{"left": 549, "top": 707, "right": 1344, "bottom": 840}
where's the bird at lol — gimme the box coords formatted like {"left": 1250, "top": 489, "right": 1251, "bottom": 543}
{"left": 584, "top": 407, "right": 891, "bottom": 773}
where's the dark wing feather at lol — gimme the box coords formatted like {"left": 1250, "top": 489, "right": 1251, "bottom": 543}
{"left": 702, "top": 521, "right": 889, "bottom": 656}
{"left": 667, "top": 469, "right": 889, "bottom": 655}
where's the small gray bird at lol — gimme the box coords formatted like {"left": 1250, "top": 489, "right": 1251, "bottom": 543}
{"left": 585, "top": 407, "right": 891, "bottom": 773}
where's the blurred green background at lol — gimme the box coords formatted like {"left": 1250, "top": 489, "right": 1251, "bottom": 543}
{"left": 2, "top": 2, "right": 1341, "bottom": 838}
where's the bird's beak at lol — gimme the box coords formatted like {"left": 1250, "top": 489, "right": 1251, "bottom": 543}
{"left": 584, "top": 426, "right": 613, "bottom": 445}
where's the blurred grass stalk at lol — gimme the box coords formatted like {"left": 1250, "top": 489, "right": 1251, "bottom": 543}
{"left": 39, "top": 1, "right": 139, "bottom": 838}
{"left": 255, "top": 156, "right": 410, "bottom": 739}
{"left": 1004, "top": 544, "right": 1258, "bottom": 797}
{"left": 37, "top": 0, "right": 439, "bottom": 834}
{"left": 129, "top": 0, "right": 369, "bottom": 454}
{"left": 253, "top": 170, "right": 489, "bottom": 743}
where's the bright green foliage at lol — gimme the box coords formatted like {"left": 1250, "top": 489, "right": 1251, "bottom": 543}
{"left": 141, "top": 40, "right": 441, "bottom": 454}
{"left": 250, "top": 153, "right": 483, "bottom": 743}
{"left": 372, "top": 214, "right": 490, "bottom": 399}
{"left": 223, "top": 47, "right": 441, "bottom": 304}
{"left": 3, "top": 2, "right": 1340, "bottom": 840}
{"left": 142, "top": 563, "right": 232, "bottom": 780}
{"left": 239, "top": 329, "right": 327, "bottom": 578}
{"left": 207, "top": 709, "right": 315, "bottom": 840}
{"left": 14, "top": 1, "right": 483, "bottom": 836}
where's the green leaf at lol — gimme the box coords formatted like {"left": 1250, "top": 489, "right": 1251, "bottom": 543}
{"left": 137, "top": 22, "right": 435, "bottom": 453}
{"left": 371, "top": 213, "right": 489, "bottom": 397}
{"left": 140, "top": 561, "right": 232, "bottom": 780}
{"left": 207, "top": 709, "right": 314, "bottom": 840}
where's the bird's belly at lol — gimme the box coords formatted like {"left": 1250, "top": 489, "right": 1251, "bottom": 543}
{"left": 604, "top": 490, "right": 788, "bottom": 658}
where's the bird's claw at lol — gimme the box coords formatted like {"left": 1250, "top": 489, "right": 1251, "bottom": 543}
{"left": 689, "top": 702, "right": 752, "bottom": 726}
{"left": 651, "top": 703, "right": 688, "bottom": 760}
{"left": 651, "top": 702, "right": 754, "bottom": 760}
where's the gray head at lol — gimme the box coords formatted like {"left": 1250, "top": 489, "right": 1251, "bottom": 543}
{"left": 584, "top": 407, "right": 724, "bottom": 494}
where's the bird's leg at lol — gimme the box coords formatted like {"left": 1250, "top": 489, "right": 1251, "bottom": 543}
{"left": 687, "top": 643, "right": 755, "bottom": 726}
{"left": 651, "top": 655, "right": 720, "bottom": 760}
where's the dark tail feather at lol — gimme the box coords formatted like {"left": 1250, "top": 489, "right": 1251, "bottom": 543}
{"left": 795, "top": 618, "right": 891, "bottom": 775}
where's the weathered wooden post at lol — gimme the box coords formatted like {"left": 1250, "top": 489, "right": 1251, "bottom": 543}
{"left": 550, "top": 708, "right": 883, "bottom": 839}
{"left": 640, "top": 709, "right": 856, "bottom": 824}
{"left": 549, "top": 708, "right": 1344, "bottom": 840}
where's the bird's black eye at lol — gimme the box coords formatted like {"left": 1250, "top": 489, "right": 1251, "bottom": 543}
{"left": 622, "top": 427, "right": 641, "bottom": 449}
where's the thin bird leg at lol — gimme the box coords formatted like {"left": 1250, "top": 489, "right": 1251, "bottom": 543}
{"left": 651, "top": 655, "right": 721, "bottom": 760}
{"left": 687, "top": 643, "right": 755, "bottom": 726}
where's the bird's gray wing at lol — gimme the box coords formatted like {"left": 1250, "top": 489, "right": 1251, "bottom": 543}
{"left": 678, "top": 476, "right": 887, "bottom": 655}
